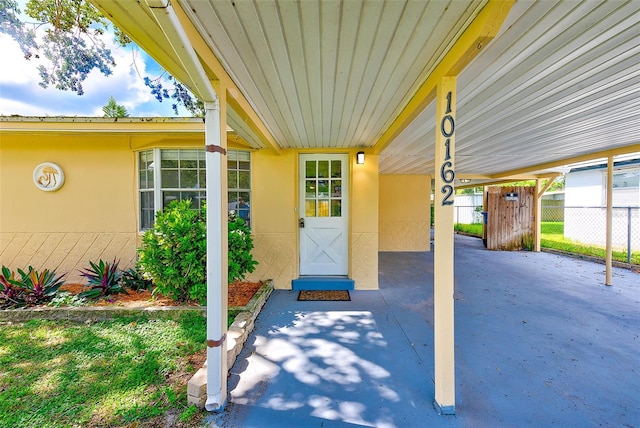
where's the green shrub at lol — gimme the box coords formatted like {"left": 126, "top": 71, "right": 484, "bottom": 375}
{"left": 138, "top": 200, "right": 258, "bottom": 304}
{"left": 121, "top": 267, "right": 153, "bottom": 291}
{"left": 139, "top": 200, "right": 207, "bottom": 303}
{"left": 48, "top": 291, "right": 87, "bottom": 307}
{"left": 228, "top": 212, "right": 258, "bottom": 283}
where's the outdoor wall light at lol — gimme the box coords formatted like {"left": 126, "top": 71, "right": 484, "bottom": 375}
{"left": 459, "top": 178, "right": 471, "bottom": 183}
{"left": 356, "top": 151, "right": 365, "bottom": 164}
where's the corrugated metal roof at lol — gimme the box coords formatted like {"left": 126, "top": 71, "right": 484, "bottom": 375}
{"left": 90, "top": 0, "right": 640, "bottom": 178}
{"left": 381, "top": 0, "right": 640, "bottom": 176}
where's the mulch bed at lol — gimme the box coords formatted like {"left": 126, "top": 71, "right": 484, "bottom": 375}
{"left": 58, "top": 280, "right": 263, "bottom": 308}
{"left": 298, "top": 290, "right": 351, "bottom": 301}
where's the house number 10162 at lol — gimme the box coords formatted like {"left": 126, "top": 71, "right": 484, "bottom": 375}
{"left": 440, "top": 91, "right": 455, "bottom": 206}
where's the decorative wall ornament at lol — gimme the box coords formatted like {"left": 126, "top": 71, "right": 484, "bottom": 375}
{"left": 33, "top": 162, "right": 65, "bottom": 191}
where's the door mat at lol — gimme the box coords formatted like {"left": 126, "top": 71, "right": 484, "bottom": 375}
{"left": 297, "top": 290, "right": 351, "bottom": 301}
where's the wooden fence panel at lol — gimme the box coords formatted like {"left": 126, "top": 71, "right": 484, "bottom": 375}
{"left": 486, "top": 186, "right": 535, "bottom": 250}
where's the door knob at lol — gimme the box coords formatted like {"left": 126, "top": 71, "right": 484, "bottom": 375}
{"left": 299, "top": 218, "right": 305, "bottom": 228}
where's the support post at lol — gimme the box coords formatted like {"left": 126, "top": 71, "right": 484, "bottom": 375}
{"left": 433, "top": 76, "right": 456, "bottom": 415}
{"left": 534, "top": 179, "right": 542, "bottom": 252}
{"left": 204, "top": 93, "right": 229, "bottom": 411}
{"left": 605, "top": 155, "right": 613, "bottom": 286}
{"left": 627, "top": 207, "right": 632, "bottom": 264}
{"left": 534, "top": 173, "right": 560, "bottom": 252}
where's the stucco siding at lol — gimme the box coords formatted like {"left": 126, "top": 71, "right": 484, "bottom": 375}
{"left": 0, "top": 232, "right": 137, "bottom": 283}
{"left": 247, "top": 233, "right": 296, "bottom": 290}
{"left": 352, "top": 154, "right": 379, "bottom": 289}
{"left": 379, "top": 221, "right": 430, "bottom": 251}
{"left": 351, "top": 232, "right": 378, "bottom": 290}
{"left": 1, "top": 133, "right": 139, "bottom": 282}
{"left": 379, "top": 174, "right": 431, "bottom": 251}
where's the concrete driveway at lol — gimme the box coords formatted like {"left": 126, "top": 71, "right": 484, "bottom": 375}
{"left": 207, "top": 234, "right": 640, "bottom": 427}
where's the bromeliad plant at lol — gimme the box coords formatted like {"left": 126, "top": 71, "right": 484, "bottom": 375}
{"left": 0, "top": 266, "right": 22, "bottom": 308}
{"left": 18, "top": 266, "right": 67, "bottom": 306}
{"left": 0, "top": 265, "right": 66, "bottom": 308}
{"left": 78, "top": 259, "right": 127, "bottom": 299}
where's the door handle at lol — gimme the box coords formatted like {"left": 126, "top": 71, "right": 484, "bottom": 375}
{"left": 299, "top": 218, "right": 305, "bottom": 228}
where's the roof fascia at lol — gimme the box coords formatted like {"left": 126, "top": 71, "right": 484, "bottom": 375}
{"left": 569, "top": 158, "right": 640, "bottom": 173}
{"left": 373, "top": 0, "right": 514, "bottom": 155}
{"left": 0, "top": 117, "right": 204, "bottom": 133}
{"left": 490, "top": 144, "right": 640, "bottom": 179}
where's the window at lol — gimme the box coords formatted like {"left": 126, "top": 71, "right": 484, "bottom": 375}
{"left": 138, "top": 148, "right": 251, "bottom": 230}
{"left": 304, "top": 159, "right": 342, "bottom": 217}
{"left": 139, "top": 150, "right": 155, "bottom": 230}
{"left": 612, "top": 169, "right": 639, "bottom": 189}
{"left": 610, "top": 168, "right": 640, "bottom": 206}
{"left": 227, "top": 150, "right": 252, "bottom": 226}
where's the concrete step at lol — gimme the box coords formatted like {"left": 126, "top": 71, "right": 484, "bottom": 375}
{"left": 291, "top": 276, "right": 355, "bottom": 290}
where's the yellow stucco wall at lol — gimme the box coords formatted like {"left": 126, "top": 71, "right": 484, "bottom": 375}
{"left": 0, "top": 133, "right": 138, "bottom": 282}
{"left": 351, "top": 153, "right": 379, "bottom": 289}
{"left": 247, "top": 149, "right": 379, "bottom": 290}
{"left": 1, "top": 127, "right": 381, "bottom": 290}
{"left": 247, "top": 150, "right": 297, "bottom": 289}
{"left": 379, "top": 174, "right": 431, "bottom": 251}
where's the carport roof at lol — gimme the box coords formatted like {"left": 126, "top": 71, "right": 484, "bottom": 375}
{"left": 90, "top": 0, "right": 639, "bottom": 182}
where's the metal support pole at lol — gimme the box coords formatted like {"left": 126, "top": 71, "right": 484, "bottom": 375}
{"left": 204, "top": 98, "right": 227, "bottom": 411}
{"left": 534, "top": 179, "right": 542, "bottom": 252}
{"left": 605, "top": 155, "right": 613, "bottom": 286}
{"left": 628, "top": 207, "right": 632, "bottom": 264}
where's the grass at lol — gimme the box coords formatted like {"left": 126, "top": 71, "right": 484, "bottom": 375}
{"left": 0, "top": 313, "right": 207, "bottom": 428}
{"left": 454, "top": 223, "right": 482, "bottom": 236}
{"left": 454, "top": 222, "right": 639, "bottom": 265}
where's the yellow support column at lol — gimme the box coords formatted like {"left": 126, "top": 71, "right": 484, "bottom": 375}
{"left": 433, "top": 76, "right": 456, "bottom": 414}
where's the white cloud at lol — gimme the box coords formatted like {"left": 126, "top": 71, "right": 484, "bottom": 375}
{"left": 0, "top": 30, "right": 190, "bottom": 117}
{"left": 0, "top": 35, "right": 41, "bottom": 84}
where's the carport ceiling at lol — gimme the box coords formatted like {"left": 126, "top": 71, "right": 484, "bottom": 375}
{"left": 94, "top": 0, "right": 640, "bottom": 177}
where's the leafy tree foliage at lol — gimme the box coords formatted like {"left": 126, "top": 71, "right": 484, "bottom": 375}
{"left": 102, "top": 96, "right": 129, "bottom": 117}
{"left": 497, "top": 176, "right": 565, "bottom": 192}
{"left": 145, "top": 74, "right": 204, "bottom": 116}
{"left": 1, "top": 0, "right": 114, "bottom": 95}
{"left": 0, "top": 0, "right": 202, "bottom": 115}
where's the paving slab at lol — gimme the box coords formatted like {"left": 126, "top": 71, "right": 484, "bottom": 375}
{"left": 206, "top": 234, "right": 640, "bottom": 427}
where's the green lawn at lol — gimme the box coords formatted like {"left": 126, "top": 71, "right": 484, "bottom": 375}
{"left": 0, "top": 313, "right": 207, "bottom": 428}
{"left": 454, "top": 221, "right": 639, "bottom": 265}
{"left": 454, "top": 223, "right": 482, "bottom": 236}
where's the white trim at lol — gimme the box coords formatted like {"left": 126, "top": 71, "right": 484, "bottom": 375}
{"left": 298, "top": 153, "right": 349, "bottom": 276}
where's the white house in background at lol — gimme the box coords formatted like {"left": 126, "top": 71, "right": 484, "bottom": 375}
{"left": 564, "top": 158, "right": 640, "bottom": 250}
{"left": 454, "top": 193, "right": 484, "bottom": 224}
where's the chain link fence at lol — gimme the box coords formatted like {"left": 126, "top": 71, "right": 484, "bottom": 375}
{"left": 542, "top": 205, "right": 639, "bottom": 263}
{"left": 453, "top": 201, "right": 639, "bottom": 264}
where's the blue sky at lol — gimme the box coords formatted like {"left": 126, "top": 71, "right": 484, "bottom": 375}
{"left": 0, "top": 4, "right": 190, "bottom": 118}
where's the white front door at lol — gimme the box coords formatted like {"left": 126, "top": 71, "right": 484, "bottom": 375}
{"left": 299, "top": 154, "right": 349, "bottom": 275}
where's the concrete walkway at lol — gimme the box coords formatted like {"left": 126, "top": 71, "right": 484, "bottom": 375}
{"left": 206, "top": 235, "right": 640, "bottom": 427}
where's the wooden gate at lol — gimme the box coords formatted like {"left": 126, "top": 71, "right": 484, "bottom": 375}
{"left": 485, "top": 186, "right": 535, "bottom": 250}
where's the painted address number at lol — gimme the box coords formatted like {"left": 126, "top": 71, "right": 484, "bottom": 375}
{"left": 440, "top": 91, "right": 455, "bottom": 206}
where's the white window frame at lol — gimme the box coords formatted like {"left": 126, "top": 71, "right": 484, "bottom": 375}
{"left": 138, "top": 148, "right": 251, "bottom": 230}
